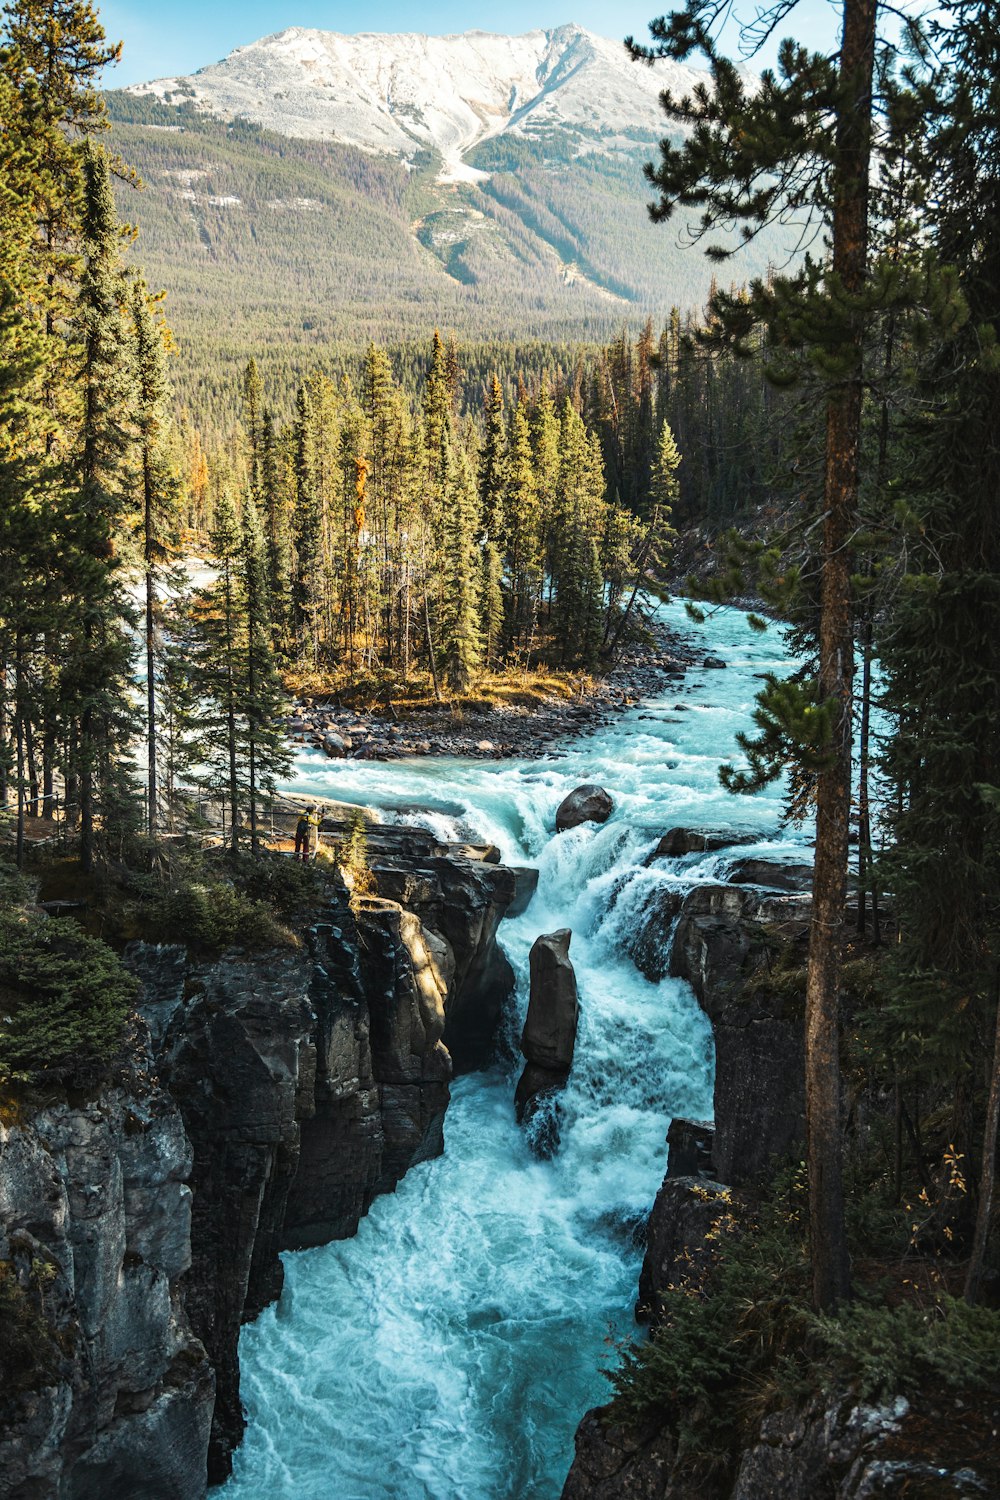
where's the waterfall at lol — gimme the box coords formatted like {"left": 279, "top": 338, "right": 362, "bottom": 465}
{"left": 223, "top": 603, "right": 808, "bottom": 1500}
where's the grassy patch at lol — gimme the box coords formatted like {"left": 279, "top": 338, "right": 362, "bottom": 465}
{"left": 283, "top": 663, "right": 593, "bottom": 715}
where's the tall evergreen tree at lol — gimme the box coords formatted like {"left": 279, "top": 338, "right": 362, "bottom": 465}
{"left": 291, "top": 381, "right": 321, "bottom": 663}
{"left": 65, "top": 140, "right": 138, "bottom": 870}
{"left": 132, "top": 279, "right": 176, "bottom": 835}
{"left": 632, "top": 0, "right": 889, "bottom": 1306}
{"left": 504, "top": 399, "right": 542, "bottom": 652}
{"left": 438, "top": 432, "right": 481, "bottom": 691}
{"left": 240, "top": 493, "right": 289, "bottom": 853}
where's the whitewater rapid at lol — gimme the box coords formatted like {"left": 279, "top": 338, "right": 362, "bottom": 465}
{"left": 223, "top": 602, "right": 806, "bottom": 1500}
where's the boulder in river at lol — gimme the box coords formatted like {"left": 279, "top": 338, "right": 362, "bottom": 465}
{"left": 724, "top": 857, "right": 813, "bottom": 893}
{"left": 521, "top": 928, "right": 579, "bottom": 1073}
{"left": 703, "top": 655, "right": 727, "bottom": 668}
{"left": 515, "top": 930, "right": 579, "bottom": 1152}
{"left": 555, "top": 784, "right": 613, "bottom": 833}
{"left": 649, "top": 827, "right": 758, "bottom": 860}
{"left": 507, "top": 866, "right": 540, "bottom": 918}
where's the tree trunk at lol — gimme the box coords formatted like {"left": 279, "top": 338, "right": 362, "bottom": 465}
{"left": 145, "top": 452, "right": 158, "bottom": 837}
{"left": 965, "top": 975, "right": 1000, "bottom": 1305}
{"left": 804, "top": 0, "right": 878, "bottom": 1312}
{"left": 14, "top": 640, "right": 26, "bottom": 869}
{"left": 856, "top": 615, "right": 875, "bottom": 936}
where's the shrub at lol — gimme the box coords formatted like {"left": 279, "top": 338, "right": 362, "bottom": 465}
{"left": 140, "top": 880, "right": 293, "bottom": 953}
{"left": 607, "top": 1165, "right": 1000, "bottom": 1480}
{"left": 0, "top": 911, "right": 136, "bottom": 1089}
{"left": 229, "top": 850, "right": 321, "bottom": 915}
{"left": 336, "top": 811, "right": 375, "bottom": 899}
{"left": 0, "top": 1259, "right": 62, "bottom": 1393}
{"left": 810, "top": 1297, "right": 1000, "bottom": 1403}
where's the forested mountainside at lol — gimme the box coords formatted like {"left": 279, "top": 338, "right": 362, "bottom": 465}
{"left": 103, "top": 86, "right": 780, "bottom": 400}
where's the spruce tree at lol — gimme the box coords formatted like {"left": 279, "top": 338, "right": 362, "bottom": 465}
{"left": 132, "top": 279, "right": 176, "bottom": 836}
{"left": 632, "top": 0, "right": 890, "bottom": 1306}
{"left": 64, "top": 140, "right": 138, "bottom": 870}
{"left": 241, "top": 493, "right": 289, "bottom": 853}
{"left": 438, "top": 432, "right": 481, "bottom": 692}
{"left": 504, "top": 400, "right": 542, "bottom": 653}
{"left": 876, "top": 0, "right": 1000, "bottom": 1302}
{"left": 291, "top": 381, "right": 321, "bottom": 663}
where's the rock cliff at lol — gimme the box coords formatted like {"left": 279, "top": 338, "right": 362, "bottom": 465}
{"left": 1, "top": 845, "right": 518, "bottom": 1495}
{"left": 0, "top": 1030, "right": 214, "bottom": 1500}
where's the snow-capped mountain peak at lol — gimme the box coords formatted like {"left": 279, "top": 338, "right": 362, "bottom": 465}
{"left": 129, "top": 24, "right": 706, "bottom": 177}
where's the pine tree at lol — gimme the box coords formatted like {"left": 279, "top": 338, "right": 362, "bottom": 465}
{"left": 631, "top": 0, "right": 890, "bottom": 1307}
{"left": 504, "top": 399, "right": 542, "bottom": 653}
{"left": 241, "top": 493, "right": 289, "bottom": 853}
{"left": 260, "top": 407, "right": 290, "bottom": 643}
{"left": 242, "top": 357, "right": 264, "bottom": 500}
{"left": 187, "top": 479, "right": 242, "bottom": 849}
{"left": 438, "top": 432, "right": 481, "bottom": 691}
{"left": 532, "top": 379, "right": 560, "bottom": 612}
{"left": 291, "top": 381, "right": 321, "bottom": 663}
{"left": 552, "top": 401, "right": 606, "bottom": 666}
{"left": 132, "top": 279, "right": 176, "bottom": 836}
{"left": 64, "top": 140, "right": 138, "bottom": 870}
{"left": 478, "top": 374, "right": 508, "bottom": 546}
{"left": 874, "top": 0, "right": 1000, "bottom": 1302}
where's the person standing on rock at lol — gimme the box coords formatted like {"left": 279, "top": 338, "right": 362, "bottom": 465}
{"left": 295, "top": 806, "right": 321, "bottom": 861}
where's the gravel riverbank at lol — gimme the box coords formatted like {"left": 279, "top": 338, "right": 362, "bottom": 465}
{"left": 284, "top": 622, "right": 715, "bottom": 763}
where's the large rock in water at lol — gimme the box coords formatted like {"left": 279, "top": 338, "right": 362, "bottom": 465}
{"left": 515, "top": 930, "right": 579, "bottom": 1150}
{"left": 522, "top": 929, "right": 579, "bottom": 1072}
{"left": 555, "top": 784, "right": 614, "bottom": 833}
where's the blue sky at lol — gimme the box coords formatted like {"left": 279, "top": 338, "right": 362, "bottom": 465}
{"left": 98, "top": 0, "right": 842, "bottom": 87}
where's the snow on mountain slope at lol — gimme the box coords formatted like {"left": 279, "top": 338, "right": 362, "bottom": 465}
{"left": 130, "top": 24, "right": 705, "bottom": 178}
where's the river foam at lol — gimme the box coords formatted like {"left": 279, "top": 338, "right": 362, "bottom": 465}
{"left": 224, "top": 603, "right": 806, "bottom": 1500}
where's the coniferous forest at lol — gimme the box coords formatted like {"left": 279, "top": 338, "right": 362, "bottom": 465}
{"left": 1, "top": 0, "right": 1000, "bottom": 1496}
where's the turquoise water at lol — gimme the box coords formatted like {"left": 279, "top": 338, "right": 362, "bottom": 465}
{"left": 223, "top": 603, "right": 804, "bottom": 1500}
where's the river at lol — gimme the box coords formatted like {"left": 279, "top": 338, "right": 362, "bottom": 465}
{"left": 222, "top": 601, "right": 807, "bottom": 1500}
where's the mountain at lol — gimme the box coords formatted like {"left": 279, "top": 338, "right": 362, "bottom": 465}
{"left": 127, "top": 25, "right": 704, "bottom": 179}
{"left": 110, "top": 26, "right": 777, "bottom": 409}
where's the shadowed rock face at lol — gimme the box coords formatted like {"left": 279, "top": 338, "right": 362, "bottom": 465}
{"left": 648, "top": 827, "right": 757, "bottom": 860}
{"left": 562, "top": 1168, "right": 977, "bottom": 1500}
{"left": 555, "top": 784, "right": 614, "bottom": 833}
{"left": 0, "top": 1033, "right": 214, "bottom": 1500}
{"left": 372, "top": 854, "right": 517, "bottom": 1073}
{"left": 0, "top": 835, "right": 522, "bottom": 1494}
{"left": 521, "top": 929, "right": 579, "bottom": 1074}
{"left": 151, "top": 871, "right": 509, "bottom": 1483}
{"left": 669, "top": 882, "right": 810, "bottom": 1188}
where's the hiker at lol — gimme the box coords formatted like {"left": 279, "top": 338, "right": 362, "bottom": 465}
{"left": 295, "top": 805, "right": 322, "bottom": 861}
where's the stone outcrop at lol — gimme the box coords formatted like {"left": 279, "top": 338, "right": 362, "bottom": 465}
{"left": 142, "top": 857, "right": 514, "bottom": 1482}
{"left": 372, "top": 850, "right": 517, "bottom": 1073}
{"left": 555, "top": 784, "right": 614, "bottom": 833}
{"left": 515, "top": 930, "right": 579, "bottom": 1151}
{"left": 724, "top": 857, "right": 814, "bottom": 893}
{"left": 564, "top": 1162, "right": 992, "bottom": 1499}
{"left": 1, "top": 837, "right": 522, "bottom": 1494}
{"left": 0, "top": 1040, "right": 214, "bottom": 1500}
{"left": 669, "top": 882, "right": 810, "bottom": 1186}
{"left": 648, "top": 828, "right": 757, "bottom": 860}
